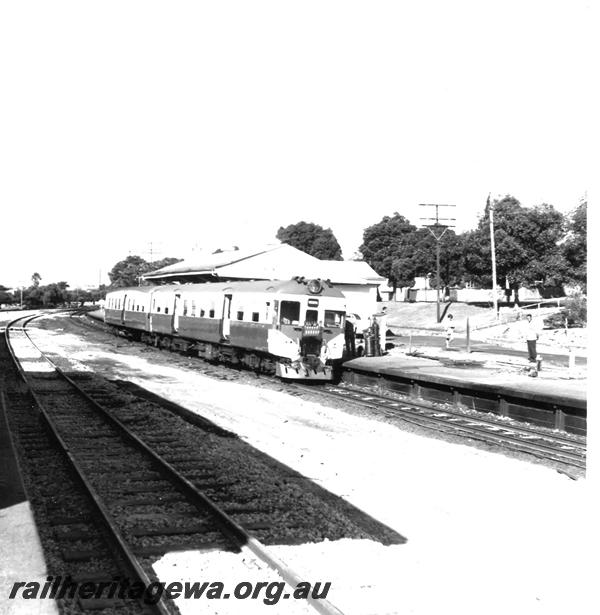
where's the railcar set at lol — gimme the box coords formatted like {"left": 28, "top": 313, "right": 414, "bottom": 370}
{"left": 104, "top": 278, "right": 347, "bottom": 381}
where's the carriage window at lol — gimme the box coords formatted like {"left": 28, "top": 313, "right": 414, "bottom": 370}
{"left": 141, "top": 306, "right": 145, "bottom": 312}
{"left": 183, "top": 300, "right": 188, "bottom": 316}
{"left": 237, "top": 311, "right": 244, "bottom": 321}
{"left": 165, "top": 307, "right": 169, "bottom": 315}
{"left": 305, "top": 309, "right": 318, "bottom": 324}
{"left": 157, "top": 306, "right": 161, "bottom": 313}
{"left": 280, "top": 301, "right": 300, "bottom": 325}
{"left": 200, "top": 308, "right": 205, "bottom": 317}
{"left": 209, "top": 309, "right": 215, "bottom": 318}
{"left": 191, "top": 301, "right": 196, "bottom": 317}
{"left": 252, "top": 312, "right": 259, "bottom": 322}
{"left": 324, "top": 310, "right": 344, "bottom": 327}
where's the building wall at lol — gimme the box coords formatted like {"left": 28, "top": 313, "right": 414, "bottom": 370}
{"left": 338, "top": 284, "right": 379, "bottom": 327}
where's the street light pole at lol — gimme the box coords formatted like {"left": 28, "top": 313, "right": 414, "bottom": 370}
{"left": 488, "top": 194, "right": 498, "bottom": 320}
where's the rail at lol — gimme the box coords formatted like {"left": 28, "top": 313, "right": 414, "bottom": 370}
{"left": 303, "top": 383, "right": 586, "bottom": 471}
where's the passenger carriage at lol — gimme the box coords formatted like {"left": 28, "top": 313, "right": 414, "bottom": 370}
{"left": 104, "top": 278, "right": 346, "bottom": 381}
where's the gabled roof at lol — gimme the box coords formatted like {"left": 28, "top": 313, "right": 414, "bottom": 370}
{"left": 143, "top": 243, "right": 384, "bottom": 286}
{"left": 144, "top": 244, "right": 285, "bottom": 279}
{"left": 309, "top": 260, "right": 385, "bottom": 284}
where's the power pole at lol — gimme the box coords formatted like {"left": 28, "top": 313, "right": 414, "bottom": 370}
{"left": 488, "top": 194, "right": 498, "bottom": 320}
{"left": 420, "top": 204, "right": 456, "bottom": 323}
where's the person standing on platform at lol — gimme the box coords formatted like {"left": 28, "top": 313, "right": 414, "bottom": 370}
{"left": 523, "top": 313, "right": 540, "bottom": 363}
{"left": 344, "top": 315, "right": 356, "bottom": 358}
{"left": 370, "top": 316, "right": 381, "bottom": 356}
{"left": 445, "top": 313, "right": 455, "bottom": 349}
{"left": 374, "top": 307, "right": 388, "bottom": 354}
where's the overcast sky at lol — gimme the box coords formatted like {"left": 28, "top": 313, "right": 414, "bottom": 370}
{"left": 0, "top": 1, "right": 592, "bottom": 289}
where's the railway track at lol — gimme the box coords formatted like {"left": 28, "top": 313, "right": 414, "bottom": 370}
{"left": 300, "top": 384, "right": 586, "bottom": 472}
{"left": 70, "top": 309, "right": 586, "bottom": 471}
{"left": 3, "top": 314, "right": 347, "bottom": 615}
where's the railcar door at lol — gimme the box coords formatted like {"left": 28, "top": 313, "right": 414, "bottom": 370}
{"left": 120, "top": 294, "right": 127, "bottom": 324}
{"left": 172, "top": 293, "right": 181, "bottom": 333}
{"left": 221, "top": 294, "right": 232, "bottom": 339}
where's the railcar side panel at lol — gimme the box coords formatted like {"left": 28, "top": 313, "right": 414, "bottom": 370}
{"left": 104, "top": 308, "right": 122, "bottom": 326}
{"left": 149, "top": 313, "right": 174, "bottom": 335}
{"left": 229, "top": 322, "right": 270, "bottom": 352}
{"left": 123, "top": 311, "right": 148, "bottom": 331}
{"left": 175, "top": 316, "right": 222, "bottom": 344}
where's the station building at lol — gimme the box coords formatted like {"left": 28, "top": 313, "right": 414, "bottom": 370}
{"left": 143, "top": 243, "right": 385, "bottom": 326}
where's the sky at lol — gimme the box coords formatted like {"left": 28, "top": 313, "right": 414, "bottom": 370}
{"left": 0, "top": 1, "right": 593, "bottom": 290}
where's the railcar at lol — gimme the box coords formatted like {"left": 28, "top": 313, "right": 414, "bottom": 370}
{"left": 104, "top": 278, "right": 346, "bottom": 381}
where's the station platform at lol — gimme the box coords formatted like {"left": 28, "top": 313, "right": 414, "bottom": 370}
{"left": 342, "top": 345, "right": 587, "bottom": 435}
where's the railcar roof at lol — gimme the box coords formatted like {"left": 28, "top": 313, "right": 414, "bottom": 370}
{"left": 106, "top": 286, "right": 155, "bottom": 294}
{"left": 107, "top": 279, "right": 345, "bottom": 298}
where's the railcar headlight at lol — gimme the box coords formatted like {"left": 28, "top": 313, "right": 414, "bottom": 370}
{"left": 307, "top": 279, "right": 322, "bottom": 294}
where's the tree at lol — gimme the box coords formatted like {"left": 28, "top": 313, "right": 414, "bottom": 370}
{"left": 31, "top": 272, "right": 42, "bottom": 287}
{"left": 562, "top": 200, "right": 587, "bottom": 288}
{"left": 89, "top": 285, "right": 107, "bottom": 303}
{"left": 0, "top": 286, "right": 13, "bottom": 305}
{"left": 359, "top": 213, "right": 417, "bottom": 287}
{"left": 24, "top": 286, "right": 43, "bottom": 308}
{"left": 42, "top": 283, "right": 68, "bottom": 307}
{"left": 108, "top": 255, "right": 183, "bottom": 288}
{"left": 462, "top": 196, "right": 569, "bottom": 294}
{"left": 389, "top": 228, "right": 465, "bottom": 289}
{"left": 108, "top": 255, "right": 150, "bottom": 288}
{"left": 276, "top": 222, "right": 343, "bottom": 260}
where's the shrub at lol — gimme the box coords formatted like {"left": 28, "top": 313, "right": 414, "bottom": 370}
{"left": 544, "top": 294, "right": 587, "bottom": 328}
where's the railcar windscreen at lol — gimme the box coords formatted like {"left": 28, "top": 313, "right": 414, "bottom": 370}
{"left": 280, "top": 301, "right": 300, "bottom": 325}
{"left": 324, "top": 310, "right": 344, "bottom": 327}
{"left": 305, "top": 309, "right": 318, "bottom": 324}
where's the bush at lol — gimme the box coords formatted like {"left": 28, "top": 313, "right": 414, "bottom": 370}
{"left": 544, "top": 294, "right": 587, "bottom": 328}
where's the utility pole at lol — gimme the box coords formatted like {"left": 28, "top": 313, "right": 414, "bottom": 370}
{"left": 419, "top": 204, "right": 456, "bottom": 323}
{"left": 488, "top": 194, "right": 498, "bottom": 320}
